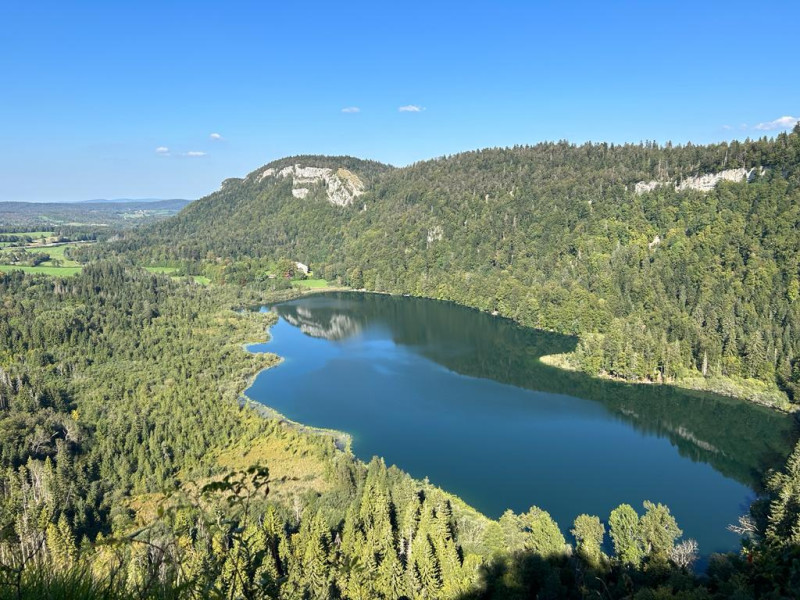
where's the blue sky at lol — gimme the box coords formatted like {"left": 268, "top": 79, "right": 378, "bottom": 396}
{"left": 1, "top": 1, "right": 798, "bottom": 202}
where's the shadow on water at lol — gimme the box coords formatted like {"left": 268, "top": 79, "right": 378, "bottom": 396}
{"left": 268, "top": 292, "right": 797, "bottom": 493}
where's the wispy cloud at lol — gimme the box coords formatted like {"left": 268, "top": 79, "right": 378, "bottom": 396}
{"left": 722, "top": 124, "right": 732, "bottom": 130}
{"left": 155, "top": 146, "right": 170, "bottom": 155}
{"left": 754, "top": 115, "right": 798, "bottom": 131}
{"left": 399, "top": 104, "right": 424, "bottom": 112}
{"left": 184, "top": 151, "right": 207, "bottom": 157}
{"left": 209, "top": 132, "right": 223, "bottom": 140}
{"left": 341, "top": 106, "right": 360, "bottom": 113}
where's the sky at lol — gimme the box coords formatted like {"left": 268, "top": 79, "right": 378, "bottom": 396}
{"left": 1, "top": 1, "right": 798, "bottom": 202}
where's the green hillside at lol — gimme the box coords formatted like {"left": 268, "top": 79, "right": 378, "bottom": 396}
{"left": 101, "top": 128, "right": 800, "bottom": 405}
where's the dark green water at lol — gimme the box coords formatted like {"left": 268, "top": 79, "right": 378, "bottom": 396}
{"left": 246, "top": 292, "right": 796, "bottom": 556}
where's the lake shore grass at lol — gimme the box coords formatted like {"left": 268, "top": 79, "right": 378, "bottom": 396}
{"left": 292, "top": 278, "right": 329, "bottom": 288}
{"left": 540, "top": 352, "right": 795, "bottom": 413}
{"left": 240, "top": 395, "right": 353, "bottom": 453}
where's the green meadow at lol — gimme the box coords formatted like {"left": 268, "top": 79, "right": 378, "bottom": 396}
{"left": 293, "top": 278, "right": 329, "bottom": 289}
{"left": 0, "top": 264, "right": 82, "bottom": 276}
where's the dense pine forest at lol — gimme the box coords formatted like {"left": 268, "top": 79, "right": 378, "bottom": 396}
{"left": 1, "top": 265, "right": 800, "bottom": 599}
{"left": 2, "top": 128, "right": 800, "bottom": 598}
{"left": 89, "top": 126, "right": 800, "bottom": 408}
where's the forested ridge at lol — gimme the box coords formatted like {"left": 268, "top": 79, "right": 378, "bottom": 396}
{"left": 91, "top": 127, "right": 800, "bottom": 407}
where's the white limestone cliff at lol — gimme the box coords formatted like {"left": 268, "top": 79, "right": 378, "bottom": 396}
{"left": 634, "top": 167, "right": 764, "bottom": 195}
{"left": 255, "top": 164, "right": 365, "bottom": 206}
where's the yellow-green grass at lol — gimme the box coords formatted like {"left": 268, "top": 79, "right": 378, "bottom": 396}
{"left": 144, "top": 266, "right": 180, "bottom": 274}
{"left": 0, "top": 264, "right": 82, "bottom": 276}
{"left": 293, "top": 278, "right": 329, "bottom": 289}
{"left": 214, "top": 424, "right": 333, "bottom": 503}
{"left": 192, "top": 275, "right": 211, "bottom": 285}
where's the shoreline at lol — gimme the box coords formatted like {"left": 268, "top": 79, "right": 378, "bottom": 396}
{"left": 239, "top": 310, "right": 354, "bottom": 453}
{"left": 239, "top": 394, "right": 353, "bottom": 453}
{"left": 539, "top": 352, "right": 796, "bottom": 414}
{"left": 254, "top": 284, "right": 796, "bottom": 415}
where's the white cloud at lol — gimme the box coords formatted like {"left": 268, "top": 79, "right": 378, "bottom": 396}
{"left": 209, "top": 132, "right": 222, "bottom": 140}
{"left": 341, "top": 107, "right": 360, "bottom": 113}
{"left": 184, "top": 151, "right": 207, "bottom": 157}
{"left": 155, "top": 146, "right": 170, "bottom": 155}
{"left": 399, "top": 104, "right": 424, "bottom": 112}
{"left": 754, "top": 116, "right": 798, "bottom": 131}
{"left": 722, "top": 124, "right": 732, "bottom": 130}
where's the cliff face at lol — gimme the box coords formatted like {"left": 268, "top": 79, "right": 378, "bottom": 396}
{"left": 250, "top": 163, "right": 368, "bottom": 206}
{"left": 634, "top": 167, "right": 765, "bottom": 194}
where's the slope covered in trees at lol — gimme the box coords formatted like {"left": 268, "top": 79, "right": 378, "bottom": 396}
{"left": 96, "top": 127, "right": 800, "bottom": 405}
{"left": 2, "top": 265, "right": 773, "bottom": 599}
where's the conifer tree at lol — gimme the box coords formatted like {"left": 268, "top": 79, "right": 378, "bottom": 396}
{"left": 520, "top": 506, "right": 565, "bottom": 558}
{"left": 609, "top": 504, "right": 644, "bottom": 566}
{"left": 571, "top": 514, "right": 606, "bottom": 569}
{"left": 638, "top": 501, "right": 682, "bottom": 563}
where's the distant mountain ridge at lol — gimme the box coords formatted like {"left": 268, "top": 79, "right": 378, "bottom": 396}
{"left": 0, "top": 198, "right": 192, "bottom": 228}
{"left": 82, "top": 198, "right": 192, "bottom": 204}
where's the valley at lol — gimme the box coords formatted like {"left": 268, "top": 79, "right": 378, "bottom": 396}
{"left": 1, "top": 131, "right": 799, "bottom": 599}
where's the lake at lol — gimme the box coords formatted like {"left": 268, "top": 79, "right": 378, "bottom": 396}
{"left": 246, "top": 292, "right": 797, "bottom": 556}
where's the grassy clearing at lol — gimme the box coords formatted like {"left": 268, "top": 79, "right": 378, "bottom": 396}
{"left": 24, "top": 243, "right": 83, "bottom": 267}
{"left": 293, "top": 278, "right": 329, "bottom": 288}
{"left": 144, "top": 266, "right": 179, "bottom": 274}
{"left": 0, "top": 264, "right": 82, "bottom": 276}
{"left": 192, "top": 275, "right": 211, "bottom": 285}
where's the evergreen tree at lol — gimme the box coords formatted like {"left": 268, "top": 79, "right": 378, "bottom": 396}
{"left": 609, "top": 504, "right": 644, "bottom": 566}
{"left": 571, "top": 514, "right": 606, "bottom": 568}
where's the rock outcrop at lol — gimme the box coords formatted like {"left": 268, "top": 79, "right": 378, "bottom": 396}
{"left": 256, "top": 164, "right": 365, "bottom": 206}
{"left": 634, "top": 167, "right": 764, "bottom": 195}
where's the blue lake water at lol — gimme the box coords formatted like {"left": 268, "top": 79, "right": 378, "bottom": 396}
{"left": 246, "top": 292, "right": 796, "bottom": 557}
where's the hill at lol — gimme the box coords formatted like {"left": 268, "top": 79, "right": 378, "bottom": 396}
{"left": 101, "top": 129, "right": 800, "bottom": 405}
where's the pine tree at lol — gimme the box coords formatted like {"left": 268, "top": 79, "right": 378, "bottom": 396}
{"left": 767, "top": 441, "right": 800, "bottom": 545}
{"left": 638, "top": 501, "right": 682, "bottom": 563}
{"left": 520, "top": 506, "right": 565, "bottom": 558}
{"left": 609, "top": 504, "right": 644, "bottom": 566}
{"left": 571, "top": 514, "right": 606, "bottom": 568}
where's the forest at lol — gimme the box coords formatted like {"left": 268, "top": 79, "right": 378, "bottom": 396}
{"left": 86, "top": 126, "right": 800, "bottom": 408}
{"left": 1, "top": 128, "right": 800, "bottom": 598}
{"left": 0, "top": 265, "right": 799, "bottom": 598}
